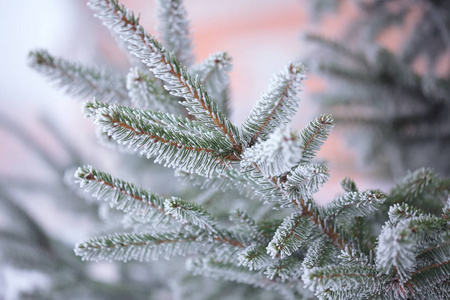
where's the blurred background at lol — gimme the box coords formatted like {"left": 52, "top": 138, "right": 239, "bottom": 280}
{"left": 1, "top": 0, "right": 448, "bottom": 299}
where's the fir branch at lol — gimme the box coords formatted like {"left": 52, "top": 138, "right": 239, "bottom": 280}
{"left": 188, "top": 257, "right": 281, "bottom": 290}
{"left": 164, "top": 197, "right": 217, "bottom": 233}
{"left": 229, "top": 209, "right": 265, "bottom": 242}
{"left": 376, "top": 214, "right": 447, "bottom": 283}
{"left": 409, "top": 260, "right": 450, "bottom": 295}
{"left": 88, "top": 0, "right": 241, "bottom": 148}
{"left": 126, "top": 67, "right": 181, "bottom": 114}
{"left": 241, "top": 63, "right": 306, "bottom": 146}
{"left": 265, "top": 257, "right": 303, "bottom": 281}
{"left": 388, "top": 168, "right": 449, "bottom": 210}
{"left": 191, "top": 51, "right": 233, "bottom": 116}
{"left": 238, "top": 244, "right": 272, "bottom": 271}
{"left": 241, "top": 127, "right": 303, "bottom": 178}
{"left": 156, "top": 0, "right": 194, "bottom": 66}
{"left": 75, "top": 231, "right": 205, "bottom": 262}
{"left": 444, "top": 198, "right": 450, "bottom": 220}
{"left": 267, "top": 213, "right": 312, "bottom": 259}
{"left": 74, "top": 165, "right": 170, "bottom": 224}
{"left": 340, "top": 177, "right": 358, "bottom": 193}
{"left": 84, "top": 100, "right": 232, "bottom": 175}
{"left": 29, "top": 49, "right": 128, "bottom": 103}
{"left": 323, "top": 190, "right": 386, "bottom": 221}
{"left": 387, "top": 203, "right": 425, "bottom": 223}
{"left": 338, "top": 246, "right": 371, "bottom": 268}
{"left": 299, "top": 114, "right": 334, "bottom": 163}
{"left": 179, "top": 168, "right": 283, "bottom": 204}
{"left": 302, "top": 238, "right": 334, "bottom": 270}
{"left": 296, "top": 198, "right": 349, "bottom": 251}
{"left": 303, "top": 265, "right": 382, "bottom": 299}
{"left": 282, "top": 163, "right": 330, "bottom": 203}
{"left": 376, "top": 223, "right": 416, "bottom": 283}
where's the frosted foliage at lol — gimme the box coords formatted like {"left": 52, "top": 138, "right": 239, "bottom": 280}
{"left": 376, "top": 223, "right": 416, "bottom": 282}
{"left": 282, "top": 163, "right": 330, "bottom": 201}
{"left": 164, "top": 197, "right": 217, "bottom": 233}
{"left": 29, "top": 50, "right": 129, "bottom": 104}
{"left": 241, "top": 64, "right": 306, "bottom": 145}
{"left": 267, "top": 214, "right": 311, "bottom": 258}
{"left": 126, "top": 67, "right": 167, "bottom": 112}
{"left": 156, "top": 0, "right": 194, "bottom": 66}
{"left": 89, "top": 0, "right": 240, "bottom": 142}
{"left": 190, "top": 52, "right": 232, "bottom": 114}
{"left": 242, "top": 127, "right": 302, "bottom": 178}
{"left": 24, "top": 0, "right": 450, "bottom": 298}
{"left": 238, "top": 244, "right": 271, "bottom": 271}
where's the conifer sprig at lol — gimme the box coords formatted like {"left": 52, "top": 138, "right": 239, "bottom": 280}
{"left": 267, "top": 214, "right": 312, "bottom": 259}
{"left": 29, "top": 49, "right": 129, "bottom": 103}
{"left": 156, "top": 0, "right": 194, "bottom": 67}
{"left": 188, "top": 257, "right": 282, "bottom": 290}
{"left": 75, "top": 231, "right": 204, "bottom": 262}
{"left": 74, "top": 165, "right": 170, "bottom": 223}
{"left": 323, "top": 190, "right": 386, "bottom": 221}
{"left": 299, "top": 114, "right": 334, "bottom": 163}
{"left": 241, "top": 63, "right": 306, "bottom": 146}
{"left": 191, "top": 52, "right": 233, "bottom": 116}
{"left": 88, "top": 0, "right": 241, "bottom": 149}
{"left": 242, "top": 127, "right": 303, "bottom": 178}
{"left": 282, "top": 163, "right": 330, "bottom": 203}
{"left": 164, "top": 197, "right": 218, "bottom": 233}
{"left": 126, "top": 67, "right": 182, "bottom": 114}
{"left": 84, "top": 100, "right": 232, "bottom": 175}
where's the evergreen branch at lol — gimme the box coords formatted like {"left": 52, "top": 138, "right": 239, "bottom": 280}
{"left": 74, "top": 165, "right": 170, "bottom": 223}
{"left": 126, "top": 67, "right": 182, "bottom": 114}
{"left": 340, "top": 177, "right": 358, "bottom": 193}
{"left": 188, "top": 257, "right": 281, "bottom": 290}
{"left": 444, "top": 198, "right": 450, "bottom": 220}
{"left": 212, "top": 229, "right": 248, "bottom": 250}
{"left": 75, "top": 231, "right": 206, "bottom": 262}
{"left": 229, "top": 209, "right": 265, "bottom": 242}
{"left": 88, "top": 0, "right": 241, "bottom": 148}
{"left": 180, "top": 168, "right": 283, "bottom": 204}
{"left": 85, "top": 100, "right": 232, "bottom": 175}
{"left": 241, "top": 127, "right": 303, "bottom": 178}
{"left": 267, "top": 213, "right": 312, "bottom": 258}
{"left": 338, "top": 246, "right": 371, "bottom": 268}
{"left": 164, "top": 197, "right": 217, "bottom": 233}
{"left": 376, "top": 223, "right": 416, "bottom": 283}
{"left": 241, "top": 63, "right": 306, "bottom": 146}
{"left": 238, "top": 244, "right": 272, "bottom": 271}
{"left": 265, "top": 257, "right": 303, "bottom": 281}
{"left": 156, "top": 0, "right": 194, "bottom": 66}
{"left": 388, "top": 168, "right": 449, "bottom": 211}
{"left": 323, "top": 190, "right": 386, "bottom": 221}
{"left": 387, "top": 203, "right": 426, "bottom": 223}
{"left": 409, "top": 260, "right": 450, "bottom": 293}
{"left": 299, "top": 114, "right": 334, "bottom": 163}
{"left": 376, "top": 214, "right": 447, "bottom": 283}
{"left": 302, "top": 238, "right": 334, "bottom": 270}
{"left": 297, "top": 198, "right": 348, "bottom": 251}
{"left": 29, "top": 49, "right": 128, "bottom": 103}
{"left": 282, "top": 163, "right": 330, "bottom": 203}
{"left": 191, "top": 52, "right": 233, "bottom": 116}
{"left": 303, "top": 265, "right": 381, "bottom": 299}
